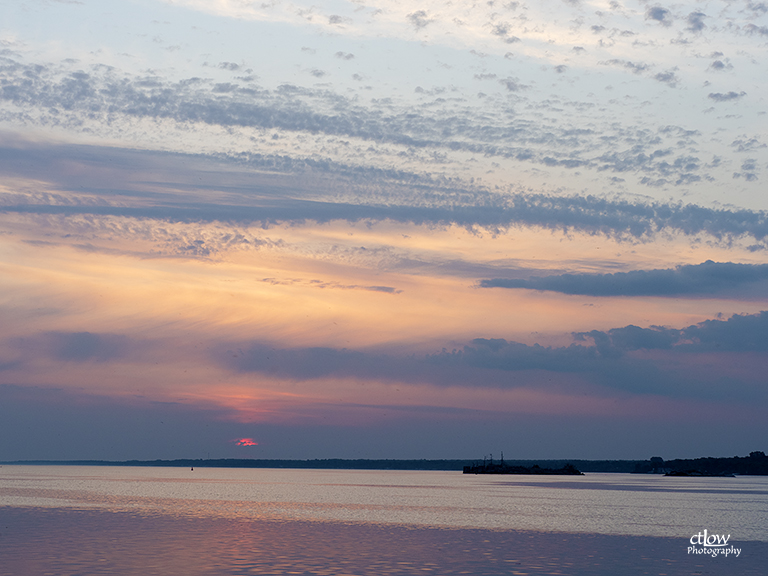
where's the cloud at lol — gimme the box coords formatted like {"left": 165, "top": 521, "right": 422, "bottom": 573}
{"left": 577, "top": 311, "right": 768, "bottom": 354}
{"left": 2, "top": 137, "right": 768, "bottom": 248}
{"left": 220, "top": 311, "right": 768, "bottom": 399}
{"left": 744, "top": 23, "right": 768, "bottom": 36}
{"left": 0, "top": 56, "right": 733, "bottom": 189}
{"left": 259, "top": 277, "right": 401, "bottom": 294}
{"left": 224, "top": 338, "right": 598, "bottom": 388}
{"left": 681, "top": 311, "right": 768, "bottom": 352}
{"left": 4, "top": 186, "right": 768, "bottom": 248}
{"left": 14, "top": 331, "right": 142, "bottom": 362}
{"left": 686, "top": 12, "right": 706, "bottom": 32}
{"left": 490, "top": 22, "right": 520, "bottom": 44}
{"left": 708, "top": 91, "right": 746, "bottom": 102}
{"left": 227, "top": 343, "right": 413, "bottom": 381}
{"left": 600, "top": 59, "right": 649, "bottom": 74}
{"left": 731, "top": 137, "right": 765, "bottom": 152}
{"left": 498, "top": 77, "right": 525, "bottom": 91}
{"left": 708, "top": 60, "right": 732, "bottom": 72}
{"left": 733, "top": 158, "right": 759, "bottom": 181}
{"left": 407, "top": 11, "right": 433, "bottom": 30}
{"left": 645, "top": 6, "right": 673, "bottom": 26}
{"left": 480, "top": 261, "right": 768, "bottom": 297}
{"left": 653, "top": 70, "right": 679, "bottom": 87}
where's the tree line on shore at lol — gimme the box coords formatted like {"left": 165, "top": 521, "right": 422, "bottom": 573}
{"left": 4, "top": 451, "right": 766, "bottom": 474}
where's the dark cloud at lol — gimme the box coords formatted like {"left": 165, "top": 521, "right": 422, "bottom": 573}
{"left": 407, "top": 11, "right": 433, "bottom": 30}
{"left": 733, "top": 158, "right": 759, "bottom": 181}
{"left": 731, "top": 137, "right": 765, "bottom": 152}
{"left": 334, "top": 52, "right": 354, "bottom": 60}
{"left": 498, "top": 77, "right": 525, "bottom": 91}
{"left": 744, "top": 23, "right": 768, "bottom": 36}
{"left": 708, "top": 91, "right": 746, "bottom": 102}
{"left": 366, "top": 285, "right": 400, "bottom": 293}
{"left": 224, "top": 338, "right": 600, "bottom": 389}
{"left": 491, "top": 23, "right": 520, "bottom": 44}
{"left": 708, "top": 60, "right": 732, "bottom": 72}
{"left": 222, "top": 312, "right": 768, "bottom": 399}
{"left": 681, "top": 311, "right": 768, "bottom": 352}
{"left": 431, "top": 338, "right": 601, "bottom": 373}
{"left": 601, "top": 59, "right": 649, "bottom": 74}
{"left": 227, "top": 343, "right": 432, "bottom": 383}
{"left": 653, "top": 70, "right": 679, "bottom": 87}
{"left": 581, "top": 325, "right": 680, "bottom": 352}
{"left": 686, "top": 12, "right": 706, "bottom": 32}
{"left": 479, "top": 260, "right": 768, "bottom": 297}
{"left": 458, "top": 312, "right": 768, "bottom": 397}
{"left": 577, "top": 311, "right": 768, "bottom": 354}
{"left": 15, "top": 331, "right": 141, "bottom": 362}
{"left": 645, "top": 6, "right": 673, "bottom": 26}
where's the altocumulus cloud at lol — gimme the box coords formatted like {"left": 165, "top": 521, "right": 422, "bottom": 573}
{"left": 479, "top": 261, "right": 768, "bottom": 297}
{"left": 708, "top": 91, "right": 746, "bottom": 102}
{"left": 0, "top": 56, "right": 729, "bottom": 189}
{"left": 2, "top": 139, "right": 768, "bottom": 248}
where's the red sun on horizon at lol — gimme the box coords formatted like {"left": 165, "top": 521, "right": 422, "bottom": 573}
{"left": 232, "top": 438, "right": 258, "bottom": 446}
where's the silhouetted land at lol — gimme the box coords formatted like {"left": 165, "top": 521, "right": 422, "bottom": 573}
{"left": 463, "top": 461, "right": 584, "bottom": 475}
{"left": 2, "top": 452, "right": 766, "bottom": 474}
{"left": 632, "top": 451, "right": 768, "bottom": 476}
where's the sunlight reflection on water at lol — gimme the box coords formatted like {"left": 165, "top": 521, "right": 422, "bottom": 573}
{"left": 2, "top": 467, "right": 767, "bottom": 576}
{"left": 1, "top": 466, "right": 766, "bottom": 539}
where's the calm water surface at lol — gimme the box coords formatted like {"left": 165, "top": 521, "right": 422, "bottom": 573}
{"left": 1, "top": 466, "right": 766, "bottom": 576}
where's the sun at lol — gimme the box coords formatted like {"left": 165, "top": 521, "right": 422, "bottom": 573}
{"left": 232, "top": 438, "right": 258, "bottom": 447}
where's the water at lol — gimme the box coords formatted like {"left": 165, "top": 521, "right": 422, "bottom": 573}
{"left": 1, "top": 466, "right": 767, "bottom": 575}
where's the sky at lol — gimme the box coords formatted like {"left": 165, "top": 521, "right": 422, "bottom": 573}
{"left": 0, "top": 0, "right": 767, "bottom": 461}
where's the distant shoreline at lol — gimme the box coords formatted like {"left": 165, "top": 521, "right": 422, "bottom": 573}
{"left": 2, "top": 452, "right": 766, "bottom": 474}
{"left": 0, "top": 458, "right": 640, "bottom": 472}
